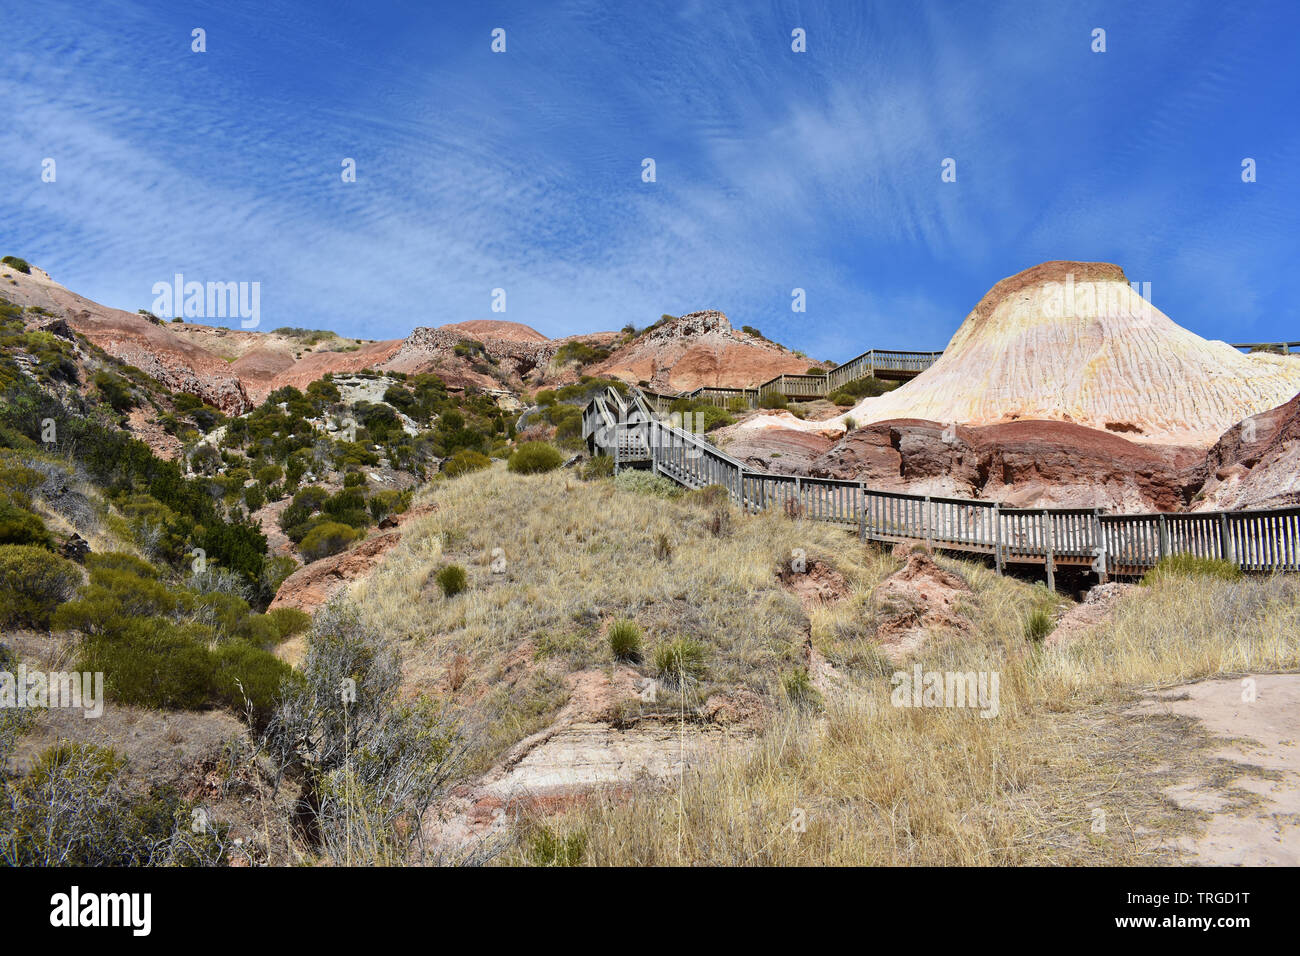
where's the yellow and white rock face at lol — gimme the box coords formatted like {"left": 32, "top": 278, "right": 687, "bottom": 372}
{"left": 772, "top": 262, "right": 1300, "bottom": 448}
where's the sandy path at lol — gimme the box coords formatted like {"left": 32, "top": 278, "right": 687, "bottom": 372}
{"left": 1129, "top": 674, "right": 1300, "bottom": 865}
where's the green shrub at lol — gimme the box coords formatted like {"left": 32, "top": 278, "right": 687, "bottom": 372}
{"left": 443, "top": 449, "right": 491, "bottom": 478}
{"left": 607, "top": 619, "right": 642, "bottom": 661}
{"left": 783, "top": 667, "right": 822, "bottom": 708}
{"left": 1142, "top": 554, "right": 1244, "bottom": 586}
{"left": 2, "top": 256, "right": 31, "bottom": 274}
{"left": 0, "top": 544, "right": 82, "bottom": 628}
{"left": 255, "top": 463, "right": 284, "bottom": 486}
{"left": 833, "top": 376, "right": 898, "bottom": 401}
{"left": 527, "top": 825, "right": 587, "bottom": 867}
{"left": 434, "top": 563, "right": 467, "bottom": 598}
{"left": 653, "top": 638, "right": 707, "bottom": 682}
{"left": 0, "top": 497, "right": 52, "bottom": 548}
{"left": 243, "top": 481, "right": 265, "bottom": 512}
{"left": 210, "top": 641, "right": 297, "bottom": 718}
{"left": 508, "top": 442, "right": 564, "bottom": 475}
{"left": 299, "top": 521, "right": 362, "bottom": 562}
{"left": 92, "top": 371, "right": 136, "bottom": 413}
{"left": 614, "top": 470, "right": 681, "bottom": 499}
{"left": 1023, "top": 605, "right": 1055, "bottom": 644}
{"left": 268, "top": 606, "right": 312, "bottom": 641}
{"left": 727, "top": 396, "right": 750, "bottom": 413}
{"left": 758, "top": 392, "right": 788, "bottom": 410}
{"left": 580, "top": 455, "right": 614, "bottom": 480}
{"left": 0, "top": 463, "right": 44, "bottom": 505}
{"left": 78, "top": 622, "right": 216, "bottom": 710}
{"left": 85, "top": 551, "right": 158, "bottom": 580}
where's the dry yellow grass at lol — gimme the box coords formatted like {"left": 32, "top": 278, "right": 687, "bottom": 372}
{"left": 349, "top": 464, "right": 1300, "bottom": 865}
{"left": 350, "top": 465, "right": 892, "bottom": 767}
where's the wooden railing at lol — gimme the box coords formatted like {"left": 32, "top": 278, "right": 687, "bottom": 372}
{"left": 634, "top": 340, "right": 1293, "bottom": 413}
{"left": 584, "top": 391, "right": 1300, "bottom": 583}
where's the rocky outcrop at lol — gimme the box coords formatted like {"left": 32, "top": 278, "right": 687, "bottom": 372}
{"left": 757, "top": 261, "right": 1300, "bottom": 447}
{"left": 3, "top": 266, "right": 251, "bottom": 413}
{"left": 725, "top": 417, "right": 1204, "bottom": 511}
{"left": 870, "top": 546, "right": 972, "bottom": 662}
{"left": 1194, "top": 392, "right": 1300, "bottom": 510}
{"left": 592, "top": 310, "right": 816, "bottom": 392}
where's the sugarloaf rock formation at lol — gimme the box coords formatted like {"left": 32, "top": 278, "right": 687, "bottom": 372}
{"left": 784, "top": 262, "right": 1300, "bottom": 448}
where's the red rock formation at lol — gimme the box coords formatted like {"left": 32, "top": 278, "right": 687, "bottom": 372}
{"left": 725, "top": 417, "right": 1203, "bottom": 512}
{"left": 5, "top": 266, "right": 251, "bottom": 413}
{"left": 591, "top": 311, "right": 815, "bottom": 392}
{"left": 1195, "top": 392, "right": 1300, "bottom": 510}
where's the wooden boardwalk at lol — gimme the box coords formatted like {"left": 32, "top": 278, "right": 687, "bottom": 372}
{"left": 581, "top": 386, "right": 1300, "bottom": 585}
{"left": 636, "top": 341, "right": 1297, "bottom": 413}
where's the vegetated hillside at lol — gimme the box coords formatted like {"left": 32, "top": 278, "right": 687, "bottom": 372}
{"left": 344, "top": 464, "right": 1300, "bottom": 866}
{"left": 1, "top": 262, "right": 252, "bottom": 414}
{"left": 0, "top": 284, "right": 597, "bottom": 865}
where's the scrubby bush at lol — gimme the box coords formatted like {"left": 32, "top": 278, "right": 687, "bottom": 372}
{"left": 614, "top": 470, "right": 681, "bottom": 499}
{"left": 1, "top": 256, "right": 31, "bottom": 274}
{"left": 508, "top": 442, "right": 564, "bottom": 475}
{"left": 210, "top": 641, "right": 298, "bottom": 718}
{"left": 434, "top": 564, "right": 467, "bottom": 598}
{"left": 263, "top": 600, "right": 466, "bottom": 865}
{"left": 1023, "top": 605, "right": 1055, "bottom": 644}
{"left": 268, "top": 606, "right": 312, "bottom": 641}
{"left": 758, "top": 392, "right": 788, "bottom": 410}
{"left": 783, "top": 667, "right": 821, "bottom": 708}
{"left": 0, "top": 497, "right": 52, "bottom": 548}
{"left": 299, "top": 521, "right": 362, "bottom": 562}
{"left": 653, "top": 638, "right": 707, "bottom": 682}
{"left": 527, "top": 825, "right": 587, "bottom": 867}
{"left": 0, "top": 742, "right": 226, "bottom": 866}
{"left": 1142, "top": 554, "right": 1244, "bottom": 586}
{"left": 607, "top": 619, "right": 642, "bottom": 661}
{"left": 78, "top": 622, "right": 216, "bottom": 710}
{"left": 443, "top": 449, "right": 491, "bottom": 478}
{"left": 580, "top": 455, "right": 614, "bottom": 480}
{"left": 92, "top": 372, "right": 136, "bottom": 413}
{"left": 0, "top": 544, "right": 82, "bottom": 628}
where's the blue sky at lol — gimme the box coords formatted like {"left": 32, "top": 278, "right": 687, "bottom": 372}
{"left": 3, "top": 0, "right": 1298, "bottom": 360}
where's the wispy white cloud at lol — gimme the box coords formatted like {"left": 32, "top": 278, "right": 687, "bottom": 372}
{"left": 2, "top": 0, "right": 1296, "bottom": 356}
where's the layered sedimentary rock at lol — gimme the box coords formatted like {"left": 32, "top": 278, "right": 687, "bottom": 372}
{"left": 4, "top": 266, "right": 251, "bottom": 413}
{"left": 723, "top": 417, "right": 1203, "bottom": 511}
{"left": 764, "top": 261, "right": 1300, "bottom": 447}
{"left": 1194, "top": 392, "right": 1300, "bottom": 510}
{"left": 591, "top": 310, "right": 817, "bottom": 392}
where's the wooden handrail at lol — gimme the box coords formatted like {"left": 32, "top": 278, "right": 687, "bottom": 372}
{"left": 586, "top": 389, "right": 1300, "bottom": 579}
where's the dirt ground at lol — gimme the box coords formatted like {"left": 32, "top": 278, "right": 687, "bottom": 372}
{"left": 1129, "top": 674, "right": 1300, "bottom": 865}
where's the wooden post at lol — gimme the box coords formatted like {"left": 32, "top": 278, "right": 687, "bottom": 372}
{"left": 1158, "top": 514, "right": 1169, "bottom": 560}
{"left": 858, "top": 482, "right": 866, "bottom": 541}
{"left": 1093, "top": 509, "right": 1108, "bottom": 583}
{"left": 1045, "top": 516, "right": 1056, "bottom": 592}
{"left": 794, "top": 475, "right": 802, "bottom": 519}
{"left": 613, "top": 424, "right": 620, "bottom": 474}
{"left": 924, "top": 495, "right": 933, "bottom": 549}
{"left": 993, "top": 503, "right": 1004, "bottom": 575}
{"left": 1219, "top": 512, "right": 1235, "bottom": 566}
